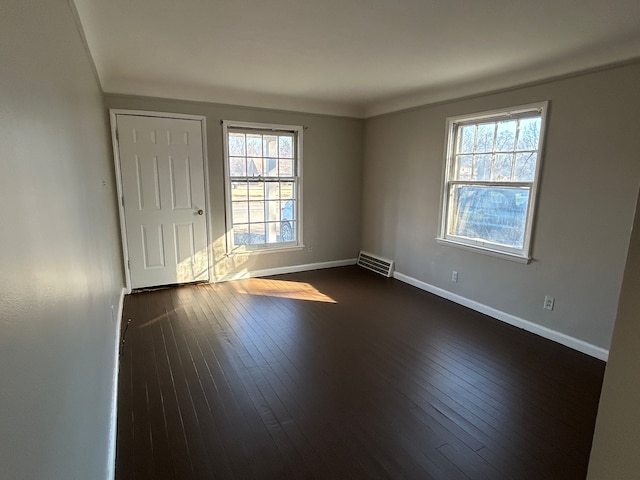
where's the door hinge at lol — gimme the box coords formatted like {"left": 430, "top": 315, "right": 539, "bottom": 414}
{"left": 115, "top": 129, "right": 119, "bottom": 142}
{"left": 127, "top": 259, "right": 130, "bottom": 269}
{"left": 121, "top": 196, "right": 125, "bottom": 207}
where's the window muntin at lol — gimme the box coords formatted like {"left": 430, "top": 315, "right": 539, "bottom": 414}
{"left": 223, "top": 122, "right": 302, "bottom": 252}
{"left": 439, "top": 103, "right": 547, "bottom": 260}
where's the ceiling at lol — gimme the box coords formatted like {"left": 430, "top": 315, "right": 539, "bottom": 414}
{"left": 72, "top": 0, "right": 640, "bottom": 118}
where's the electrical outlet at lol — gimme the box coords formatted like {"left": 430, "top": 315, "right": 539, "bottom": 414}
{"left": 451, "top": 271, "right": 458, "bottom": 283}
{"left": 307, "top": 245, "right": 313, "bottom": 252}
{"left": 543, "top": 296, "right": 555, "bottom": 311}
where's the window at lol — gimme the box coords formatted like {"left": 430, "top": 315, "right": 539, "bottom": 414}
{"left": 222, "top": 121, "right": 303, "bottom": 252}
{"left": 438, "top": 102, "right": 548, "bottom": 262}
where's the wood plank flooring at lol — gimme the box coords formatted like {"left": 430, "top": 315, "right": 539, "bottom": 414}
{"left": 116, "top": 266, "right": 605, "bottom": 480}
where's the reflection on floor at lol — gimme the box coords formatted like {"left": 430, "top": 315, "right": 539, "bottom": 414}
{"left": 230, "top": 278, "right": 337, "bottom": 303}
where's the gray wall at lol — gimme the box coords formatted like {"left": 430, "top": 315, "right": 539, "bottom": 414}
{"left": 362, "top": 63, "right": 640, "bottom": 350}
{"left": 104, "top": 94, "right": 364, "bottom": 280}
{"left": 587, "top": 187, "right": 640, "bottom": 478}
{"left": 0, "top": 1, "right": 123, "bottom": 479}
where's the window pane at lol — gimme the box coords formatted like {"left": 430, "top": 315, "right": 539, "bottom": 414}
{"left": 495, "top": 120, "right": 517, "bottom": 151}
{"left": 249, "top": 201, "right": 265, "bottom": 223}
{"left": 232, "top": 202, "right": 249, "bottom": 223}
{"left": 279, "top": 136, "right": 293, "bottom": 158}
{"left": 459, "top": 125, "right": 475, "bottom": 153}
{"left": 248, "top": 182, "right": 264, "bottom": 201}
{"left": 514, "top": 152, "right": 537, "bottom": 182}
{"left": 280, "top": 199, "right": 294, "bottom": 222}
{"left": 264, "top": 158, "right": 279, "bottom": 177}
{"left": 476, "top": 123, "right": 495, "bottom": 153}
{"left": 450, "top": 185, "right": 530, "bottom": 248}
{"left": 231, "top": 182, "right": 248, "bottom": 202}
{"left": 271, "top": 222, "right": 283, "bottom": 242}
{"left": 247, "top": 158, "right": 263, "bottom": 176}
{"left": 280, "top": 182, "right": 294, "bottom": 200}
{"left": 455, "top": 155, "right": 472, "bottom": 180}
{"left": 246, "top": 134, "right": 262, "bottom": 157}
{"left": 281, "top": 221, "right": 295, "bottom": 242}
{"left": 473, "top": 154, "right": 492, "bottom": 181}
{"left": 229, "top": 157, "right": 246, "bottom": 176}
{"left": 264, "top": 182, "right": 279, "bottom": 201}
{"left": 234, "top": 224, "right": 249, "bottom": 245}
{"left": 263, "top": 135, "right": 278, "bottom": 157}
{"left": 228, "top": 133, "right": 245, "bottom": 156}
{"left": 279, "top": 158, "right": 294, "bottom": 176}
{"left": 516, "top": 118, "right": 541, "bottom": 151}
{"left": 492, "top": 154, "right": 513, "bottom": 181}
{"left": 249, "top": 223, "right": 265, "bottom": 244}
{"left": 264, "top": 221, "right": 280, "bottom": 244}
{"left": 266, "top": 200, "right": 280, "bottom": 221}
{"left": 277, "top": 202, "right": 295, "bottom": 240}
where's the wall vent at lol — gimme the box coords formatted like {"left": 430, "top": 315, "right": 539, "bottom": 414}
{"left": 357, "top": 251, "right": 394, "bottom": 277}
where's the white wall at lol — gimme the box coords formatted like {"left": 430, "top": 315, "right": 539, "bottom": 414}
{"left": 105, "top": 94, "right": 364, "bottom": 280}
{"left": 0, "top": 1, "right": 123, "bottom": 479}
{"left": 362, "top": 63, "right": 640, "bottom": 353}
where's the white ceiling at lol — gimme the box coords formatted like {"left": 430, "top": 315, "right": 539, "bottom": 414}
{"left": 72, "top": 0, "right": 640, "bottom": 118}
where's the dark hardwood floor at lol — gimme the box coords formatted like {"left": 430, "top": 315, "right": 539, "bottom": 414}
{"left": 116, "top": 266, "right": 605, "bottom": 480}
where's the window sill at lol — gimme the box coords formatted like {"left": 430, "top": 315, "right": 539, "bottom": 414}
{"left": 436, "top": 238, "right": 531, "bottom": 264}
{"left": 226, "top": 245, "right": 305, "bottom": 256}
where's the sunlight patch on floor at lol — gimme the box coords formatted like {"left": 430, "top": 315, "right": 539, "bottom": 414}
{"left": 232, "top": 278, "right": 337, "bottom": 303}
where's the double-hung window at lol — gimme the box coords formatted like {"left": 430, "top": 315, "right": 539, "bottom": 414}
{"left": 438, "top": 102, "right": 548, "bottom": 262}
{"left": 222, "top": 121, "right": 302, "bottom": 252}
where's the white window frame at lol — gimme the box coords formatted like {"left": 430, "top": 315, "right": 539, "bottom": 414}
{"left": 222, "top": 120, "right": 303, "bottom": 254}
{"left": 437, "top": 101, "right": 549, "bottom": 263}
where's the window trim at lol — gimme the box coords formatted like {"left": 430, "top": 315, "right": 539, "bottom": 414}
{"left": 222, "top": 120, "right": 304, "bottom": 254}
{"left": 437, "top": 101, "right": 549, "bottom": 262}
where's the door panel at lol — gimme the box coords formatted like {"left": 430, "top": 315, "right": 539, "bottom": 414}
{"left": 141, "top": 224, "right": 165, "bottom": 268}
{"left": 116, "top": 114, "right": 209, "bottom": 289}
{"left": 170, "top": 156, "right": 193, "bottom": 209}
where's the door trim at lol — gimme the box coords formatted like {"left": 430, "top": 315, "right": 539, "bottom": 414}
{"left": 110, "top": 109, "right": 212, "bottom": 292}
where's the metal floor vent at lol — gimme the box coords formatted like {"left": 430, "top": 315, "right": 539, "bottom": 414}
{"left": 357, "top": 251, "right": 394, "bottom": 277}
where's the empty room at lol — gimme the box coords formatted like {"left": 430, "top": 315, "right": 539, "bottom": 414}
{"left": 2, "top": 0, "right": 640, "bottom": 479}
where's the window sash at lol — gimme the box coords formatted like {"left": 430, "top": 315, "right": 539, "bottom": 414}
{"left": 451, "top": 107, "right": 542, "bottom": 126}
{"left": 229, "top": 176, "right": 297, "bottom": 182}
{"left": 447, "top": 180, "right": 532, "bottom": 188}
{"left": 445, "top": 183, "right": 531, "bottom": 250}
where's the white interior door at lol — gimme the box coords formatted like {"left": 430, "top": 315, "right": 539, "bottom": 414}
{"left": 114, "top": 113, "right": 209, "bottom": 289}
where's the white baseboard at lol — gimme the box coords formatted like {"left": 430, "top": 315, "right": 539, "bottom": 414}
{"left": 215, "top": 258, "right": 357, "bottom": 283}
{"left": 393, "top": 271, "right": 609, "bottom": 361}
{"left": 106, "top": 287, "right": 126, "bottom": 480}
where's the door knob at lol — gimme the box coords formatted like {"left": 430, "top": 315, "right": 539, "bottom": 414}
{"left": 197, "top": 209, "right": 204, "bottom": 215}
